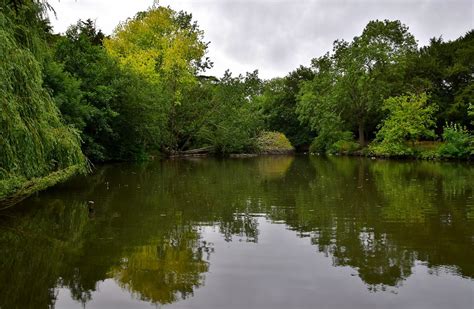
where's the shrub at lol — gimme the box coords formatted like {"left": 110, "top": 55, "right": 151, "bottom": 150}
{"left": 309, "top": 130, "right": 342, "bottom": 154}
{"left": 438, "top": 123, "right": 473, "bottom": 159}
{"left": 255, "top": 131, "right": 294, "bottom": 154}
{"left": 309, "top": 135, "right": 329, "bottom": 154}
{"left": 371, "top": 93, "right": 436, "bottom": 157}
{"left": 310, "top": 130, "right": 358, "bottom": 154}
{"left": 328, "top": 139, "right": 360, "bottom": 154}
{"left": 370, "top": 141, "right": 415, "bottom": 157}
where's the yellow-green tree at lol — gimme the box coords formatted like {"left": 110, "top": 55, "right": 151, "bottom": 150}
{"left": 104, "top": 6, "right": 212, "bottom": 150}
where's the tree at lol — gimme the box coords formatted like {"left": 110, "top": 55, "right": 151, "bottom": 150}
{"left": 371, "top": 93, "right": 437, "bottom": 156}
{"left": 0, "top": 0, "right": 85, "bottom": 201}
{"left": 297, "top": 20, "right": 418, "bottom": 147}
{"left": 195, "top": 70, "right": 263, "bottom": 153}
{"left": 296, "top": 55, "right": 352, "bottom": 152}
{"left": 47, "top": 20, "right": 120, "bottom": 161}
{"left": 407, "top": 31, "right": 474, "bottom": 131}
{"left": 257, "top": 66, "right": 315, "bottom": 149}
{"left": 334, "top": 20, "right": 417, "bottom": 144}
{"left": 104, "top": 6, "right": 212, "bottom": 151}
{"left": 46, "top": 19, "right": 172, "bottom": 161}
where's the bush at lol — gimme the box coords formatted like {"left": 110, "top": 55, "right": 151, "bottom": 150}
{"left": 255, "top": 132, "right": 294, "bottom": 154}
{"left": 370, "top": 141, "right": 415, "bottom": 157}
{"left": 371, "top": 93, "right": 436, "bottom": 157}
{"left": 438, "top": 123, "right": 473, "bottom": 159}
{"left": 309, "top": 130, "right": 357, "bottom": 154}
{"left": 328, "top": 139, "right": 360, "bottom": 155}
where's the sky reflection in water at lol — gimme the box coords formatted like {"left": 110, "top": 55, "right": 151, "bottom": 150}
{"left": 0, "top": 156, "right": 473, "bottom": 308}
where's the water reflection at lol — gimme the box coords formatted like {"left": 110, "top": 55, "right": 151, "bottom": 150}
{"left": 0, "top": 156, "right": 472, "bottom": 308}
{"left": 110, "top": 228, "right": 211, "bottom": 305}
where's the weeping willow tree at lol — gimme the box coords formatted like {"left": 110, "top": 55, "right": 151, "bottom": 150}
{"left": 0, "top": 0, "right": 86, "bottom": 206}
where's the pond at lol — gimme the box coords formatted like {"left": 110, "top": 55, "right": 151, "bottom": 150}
{"left": 0, "top": 156, "right": 473, "bottom": 308}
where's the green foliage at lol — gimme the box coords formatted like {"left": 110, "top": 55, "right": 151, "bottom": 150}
{"left": 105, "top": 7, "right": 210, "bottom": 87}
{"left": 110, "top": 69, "right": 168, "bottom": 160}
{"left": 104, "top": 6, "right": 212, "bottom": 152}
{"left": 336, "top": 20, "right": 417, "bottom": 144}
{"left": 196, "top": 71, "right": 263, "bottom": 154}
{"left": 296, "top": 22, "right": 472, "bottom": 157}
{"left": 371, "top": 93, "right": 437, "bottom": 156}
{"left": 45, "top": 19, "right": 172, "bottom": 161}
{"left": 0, "top": 4, "right": 85, "bottom": 200}
{"left": 328, "top": 137, "right": 360, "bottom": 155}
{"left": 257, "top": 66, "right": 315, "bottom": 148}
{"left": 296, "top": 55, "right": 337, "bottom": 134}
{"left": 298, "top": 20, "right": 418, "bottom": 146}
{"left": 438, "top": 123, "right": 473, "bottom": 159}
{"left": 255, "top": 131, "right": 294, "bottom": 154}
{"left": 0, "top": 164, "right": 83, "bottom": 208}
{"left": 469, "top": 104, "right": 474, "bottom": 125}
{"left": 3, "top": 2, "right": 474, "bottom": 208}
{"left": 310, "top": 130, "right": 357, "bottom": 154}
{"left": 48, "top": 20, "right": 121, "bottom": 161}
{"left": 408, "top": 31, "right": 474, "bottom": 130}
{"left": 42, "top": 58, "right": 88, "bottom": 131}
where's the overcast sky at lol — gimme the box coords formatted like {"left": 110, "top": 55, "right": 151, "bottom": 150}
{"left": 49, "top": 0, "right": 473, "bottom": 79}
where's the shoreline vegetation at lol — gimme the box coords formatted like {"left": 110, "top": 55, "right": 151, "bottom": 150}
{"left": 0, "top": 164, "right": 85, "bottom": 210}
{"left": 1, "top": 0, "right": 472, "bottom": 205}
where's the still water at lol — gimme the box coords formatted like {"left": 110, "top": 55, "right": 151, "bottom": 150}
{"left": 0, "top": 156, "right": 473, "bottom": 309}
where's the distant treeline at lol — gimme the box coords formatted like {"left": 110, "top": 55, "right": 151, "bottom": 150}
{"left": 0, "top": 0, "right": 473, "bottom": 201}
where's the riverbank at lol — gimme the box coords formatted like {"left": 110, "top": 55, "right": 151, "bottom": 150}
{"left": 320, "top": 140, "right": 473, "bottom": 161}
{"left": 1, "top": 136, "right": 470, "bottom": 208}
{"left": 170, "top": 131, "right": 295, "bottom": 158}
{"left": 0, "top": 164, "right": 85, "bottom": 210}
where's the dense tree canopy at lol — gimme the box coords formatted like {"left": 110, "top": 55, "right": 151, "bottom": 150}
{"left": 0, "top": 0, "right": 85, "bottom": 202}
{"left": 257, "top": 66, "right": 316, "bottom": 149}
{"left": 194, "top": 70, "right": 263, "bottom": 153}
{"left": 407, "top": 31, "right": 474, "bottom": 131}
{"left": 1, "top": 1, "right": 472, "bottom": 201}
{"left": 104, "top": 7, "right": 212, "bottom": 151}
{"left": 293, "top": 21, "right": 472, "bottom": 156}
{"left": 46, "top": 20, "right": 122, "bottom": 161}
{"left": 297, "top": 20, "right": 418, "bottom": 147}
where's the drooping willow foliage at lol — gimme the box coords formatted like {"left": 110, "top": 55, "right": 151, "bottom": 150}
{"left": 0, "top": 1, "right": 86, "bottom": 201}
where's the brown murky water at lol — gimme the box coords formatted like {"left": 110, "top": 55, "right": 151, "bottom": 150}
{"left": 1, "top": 156, "right": 473, "bottom": 308}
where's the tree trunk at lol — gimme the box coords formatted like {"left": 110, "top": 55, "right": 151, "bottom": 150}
{"left": 179, "top": 146, "right": 213, "bottom": 154}
{"left": 358, "top": 123, "right": 365, "bottom": 146}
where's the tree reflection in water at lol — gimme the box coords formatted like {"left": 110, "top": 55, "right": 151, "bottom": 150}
{"left": 110, "top": 227, "right": 212, "bottom": 305}
{"left": 0, "top": 156, "right": 472, "bottom": 307}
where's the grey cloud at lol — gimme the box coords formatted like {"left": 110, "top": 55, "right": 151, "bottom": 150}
{"left": 51, "top": 0, "right": 473, "bottom": 79}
